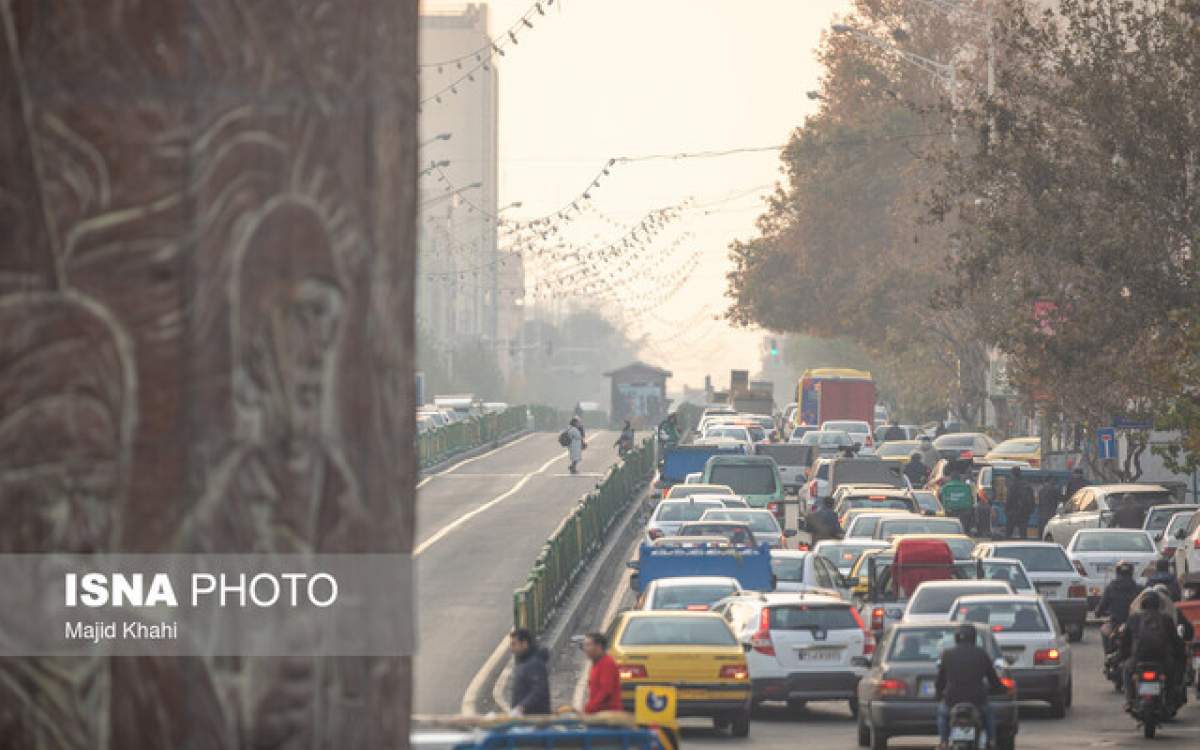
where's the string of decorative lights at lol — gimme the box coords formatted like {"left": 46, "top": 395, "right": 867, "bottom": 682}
{"left": 420, "top": 0, "right": 559, "bottom": 72}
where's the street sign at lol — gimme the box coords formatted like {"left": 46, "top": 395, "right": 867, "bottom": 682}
{"left": 1097, "top": 428, "right": 1117, "bottom": 460}
{"left": 1113, "top": 417, "right": 1153, "bottom": 431}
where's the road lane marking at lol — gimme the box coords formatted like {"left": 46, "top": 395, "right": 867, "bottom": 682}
{"left": 414, "top": 452, "right": 564, "bottom": 557}
{"left": 417, "top": 432, "right": 541, "bottom": 490}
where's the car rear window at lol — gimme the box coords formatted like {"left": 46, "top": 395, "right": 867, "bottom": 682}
{"left": 849, "top": 517, "right": 884, "bottom": 536}
{"left": 710, "top": 465, "right": 777, "bottom": 495}
{"left": 846, "top": 497, "right": 915, "bottom": 513}
{"left": 1074, "top": 532, "right": 1153, "bottom": 552}
{"left": 824, "top": 421, "right": 869, "bottom": 434}
{"left": 770, "top": 555, "right": 807, "bottom": 582}
{"left": 965, "top": 562, "right": 1031, "bottom": 592}
{"left": 953, "top": 601, "right": 1049, "bottom": 632}
{"left": 993, "top": 546, "right": 1073, "bottom": 572}
{"left": 620, "top": 616, "right": 736, "bottom": 646}
{"left": 768, "top": 604, "right": 859, "bottom": 630}
{"left": 651, "top": 584, "right": 740, "bottom": 611}
{"left": 910, "top": 584, "right": 1009, "bottom": 615}
{"left": 678, "top": 524, "right": 754, "bottom": 544}
{"left": 879, "top": 519, "right": 964, "bottom": 538}
{"left": 817, "top": 544, "right": 878, "bottom": 571}
{"left": 887, "top": 627, "right": 997, "bottom": 662}
{"left": 657, "top": 502, "right": 722, "bottom": 522}
{"left": 756, "top": 445, "right": 809, "bottom": 465}
{"left": 705, "top": 511, "right": 779, "bottom": 533}
{"left": 833, "top": 461, "right": 904, "bottom": 487}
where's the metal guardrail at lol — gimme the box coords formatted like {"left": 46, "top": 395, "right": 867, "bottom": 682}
{"left": 512, "top": 437, "right": 656, "bottom": 635}
{"left": 418, "top": 407, "right": 532, "bottom": 469}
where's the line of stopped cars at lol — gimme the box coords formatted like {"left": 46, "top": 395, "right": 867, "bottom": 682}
{"left": 611, "top": 408, "right": 1199, "bottom": 745}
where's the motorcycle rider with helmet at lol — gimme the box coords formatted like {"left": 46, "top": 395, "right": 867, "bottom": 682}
{"left": 936, "top": 624, "right": 1004, "bottom": 750}
{"left": 1096, "top": 560, "right": 1143, "bottom": 652}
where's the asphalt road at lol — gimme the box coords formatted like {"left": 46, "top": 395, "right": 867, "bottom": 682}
{"left": 680, "top": 625, "right": 1200, "bottom": 749}
{"left": 413, "top": 429, "right": 618, "bottom": 715}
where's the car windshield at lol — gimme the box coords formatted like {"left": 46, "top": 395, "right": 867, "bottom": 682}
{"left": 656, "top": 502, "right": 722, "bottom": 522}
{"left": 620, "top": 616, "right": 737, "bottom": 646}
{"left": 845, "top": 497, "right": 915, "bottom": 512}
{"left": 801, "top": 431, "right": 852, "bottom": 447}
{"left": 1074, "top": 532, "right": 1153, "bottom": 552}
{"left": 817, "top": 543, "right": 879, "bottom": 572}
{"left": 888, "top": 628, "right": 965, "bottom": 662}
{"left": 651, "top": 584, "right": 740, "bottom": 610}
{"left": 824, "top": 421, "right": 869, "bottom": 435}
{"left": 770, "top": 555, "right": 807, "bottom": 582}
{"left": 910, "top": 585, "right": 1008, "bottom": 615}
{"left": 704, "top": 511, "right": 779, "bottom": 533}
{"left": 709, "top": 465, "right": 777, "bottom": 495}
{"left": 880, "top": 519, "right": 963, "bottom": 537}
{"left": 952, "top": 601, "right": 1049, "bottom": 632}
{"left": 993, "top": 546, "right": 1074, "bottom": 572}
{"left": 877, "top": 442, "right": 918, "bottom": 458}
{"left": 768, "top": 605, "right": 858, "bottom": 630}
{"left": 992, "top": 439, "right": 1039, "bottom": 455}
{"left": 834, "top": 461, "right": 903, "bottom": 487}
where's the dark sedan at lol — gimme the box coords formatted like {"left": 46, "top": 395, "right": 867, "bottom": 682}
{"left": 856, "top": 622, "right": 1019, "bottom": 750}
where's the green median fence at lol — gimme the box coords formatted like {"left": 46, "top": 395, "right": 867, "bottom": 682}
{"left": 417, "top": 405, "right": 535, "bottom": 469}
{"left": 512, "top": 437, "right": 656, "bottom": 636}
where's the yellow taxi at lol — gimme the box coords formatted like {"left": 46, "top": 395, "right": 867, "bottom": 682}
{"left": 840, "top": 506, "right": 913, "bottom": 530}
{"left": 665, "top": 483, "right": 736, "bottom": 500}
{"left": 984, "top": 436, "right": 1041, "bottom": 467}
{"left": 887, "top": 532, "right": 977, "bottom": 560}
{"left": 874, "top": 439, "right": 922, "bottom": 468}
{"left": 610, "top": 610, "right": 752, "bottom": 736}
{"left": 847, "top": 548, "right": 892, "bottom": 598}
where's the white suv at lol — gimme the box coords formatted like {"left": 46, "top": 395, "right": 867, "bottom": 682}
{"left": 1172, "top": 510, "right": 1200, "bottom": 595}
{"left": 712, "top": 592, "right": 870, "bottom": 714}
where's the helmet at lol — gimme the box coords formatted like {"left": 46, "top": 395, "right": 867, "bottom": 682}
{"left": 910, "top": 452, "right": 922, "bottom": 461}
{"left": 955, "top": 624, "right": 977, "bottom": 645}
{"left": 1115, "top": 561, "right": 1134, "bottom": 577}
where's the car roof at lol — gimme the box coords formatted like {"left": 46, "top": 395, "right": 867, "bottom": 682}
{"left": 707, "top": 454, "right": 776, "bottom": 465}
{"left": 842, "top": 488, "right": 911, "bottom": 497}
{"left": 1074, "top": 527, "right": 1149, "bottom": 534}
{"left": 729, "top": 591, "right": 845, "bottom": 606}
{"left": 915, "top": 579, "right": 1009, "bottom": 590}
{"left": 993, "top": 436, "right": 1039, "bottom": 444}
{"left": 952, "top": 593, "right": 1041, "bottom": 606}
{"left": 1090, "top": 483, "right": 1170, "bottom": 493}
{"left": 984, "top": 541, "right": 1062, "bottom": 548}
{"left": 687, "top": 493, "right": 741, "bottom": 502}
{"left": 660, "top": 497, "right": 727, "bottom": 505}
{"left": 704, "top": 507, "right": 774, "bottom": 516}
{"left": 621, "top": 610, "right": 726, "bottom": 621}
{"left": 769, "top": 550, "right": 810, "bottom": 559}
{"left": 889, "top": 533, "right": 971, "bottom": 543}
{"left": 680, "top": 521, "right": 752, "bottom": 528}
{"left": 1147, "top": 504, "right": 1195, "bottom": 511}
{"left": 648, "top": 576, "right": 741, "bottom": 588}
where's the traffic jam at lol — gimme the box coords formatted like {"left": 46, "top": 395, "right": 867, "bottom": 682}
{"left": 609, "top": 368, "right": 1200, "bottom": 748}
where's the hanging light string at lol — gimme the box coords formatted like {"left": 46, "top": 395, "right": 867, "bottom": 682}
{"left": 420, "top": 0, "right": 559, "bottom": 72}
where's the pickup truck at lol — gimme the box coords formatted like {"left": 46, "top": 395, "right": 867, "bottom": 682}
{"left": 654, "top": 444, "right": 745, "bottom": 497}
{"left": 628, "top": 539, "right": 776, "bottom": 593}
{"left": 754, "top": 443, "right": 814, "bottom": 494}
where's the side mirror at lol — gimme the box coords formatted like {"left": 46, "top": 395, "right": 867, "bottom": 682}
{"left": 784, "top": 529, "right": 799, "bottom": 538}
{"left": 1154, "top": 532, "right": 1163, "bottom": 541}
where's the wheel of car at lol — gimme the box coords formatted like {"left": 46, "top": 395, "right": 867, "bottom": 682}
{"left": 786, "top": 698, "right": 807, "bottom": 713}
{"left": 730, "top": 709, "right": 751, "bottom": 738}
{"left": 996, "top": 731, "right": 1016, "bottom": 750}
{"left": 713, "top": 716, "right": 730, "bottom": 732}
{"left": 848, "top": 695, "right": 860, "bottom": 718}
{"left": 1064, "top": 679, "right": 1073, "bottom": 708}
{"left": 1067, "top": 625, "right": 1083, "bottom": 643}
{"left": 1048, "top": 692, "right": 1066, "bottom": 719}
{"left": 869, "top": 725, "right": 888, "bottom": 750}
{"left": 1143, "top": 722, "right": 1156, "bottom": 739}
{"left": 857, "top": 716, "right": 870, "bottom": 747}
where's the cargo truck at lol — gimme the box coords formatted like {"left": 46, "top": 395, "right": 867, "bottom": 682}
{"left": 796, "top": 368, "right": 876, "bottom": 427}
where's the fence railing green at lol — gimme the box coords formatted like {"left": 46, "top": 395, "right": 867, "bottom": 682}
{"left": 512, "top": 437, "right": 656, "bottom": 635}
{"left": 418, "top": 406, "right": 531, "bottom": 469}
{"left": 528, "top": 405, "right": 566, "bottom": 432}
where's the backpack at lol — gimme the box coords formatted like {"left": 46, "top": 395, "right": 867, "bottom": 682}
{"left": 1134, "top": 612, "right": 1169, "bottom": 659}
{"left": 558, "top": 430, "right": 572, "bottom": 447}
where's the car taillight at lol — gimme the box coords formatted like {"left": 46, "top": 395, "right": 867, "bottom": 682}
{"left": 1068, "top": 584, "right": 1087, "bottom": 598}
{"left": 865, "top": 434, "right": 874, "bottom": 447}
{"left": 719, "top": 664, "right": 749, "bottom": 680}
{"left": 751, "top": 609, "right": 775, "bottom": 656}
{"left": 870, "top": 607, "right": 885, "bottom": 631}
{"left": 618, "top": 664, "right": 647, "bottom": 680}
{"left": 808, "top": 480, "right": 818, "bottom": 498}
{"left": 685, "top": 604, "right": 709, "bottom": 611}
{"left": 1141, "top": 670, "right": 1159, "bottom": 682}
{"left": 648, "top": 528, "right": 664, "bottom": 540}
{"left": 1034, "top": 648, "right": 1060, "bottom": 665}
{"left": 1028, "top": 458, "right": 1040, "bottom": 467}
{"left": 959, "top": 450, "right": 973, "bottom": 460}
{"left": 849, "top": 607, "right": 875, "bottom": 654}
{"left": 1072, "top": 560, "right": 1088, "bottom": 576}
{"left": 1000, "top": 677, "right": 1017, "bottom": 695}
{"left": 1194, "top": 537, "right": 1200, "bottom": 549}
{"left": 873, "top": 678, "right": 908, "bottom": 698}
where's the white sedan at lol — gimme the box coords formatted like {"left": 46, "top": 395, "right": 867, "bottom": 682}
{"left": 1064, "top": 528, "right": 1160, "bottom": 604}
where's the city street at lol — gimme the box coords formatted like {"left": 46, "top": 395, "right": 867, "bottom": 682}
{"left": 414, "top": 429, "right": 618, "bottom": 714}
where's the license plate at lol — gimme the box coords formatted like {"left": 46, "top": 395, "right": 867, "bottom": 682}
{"left": 1137, "top": 682, "right": 1161, "bottom": 696}
{"left": 678, "top": 689, "right": 710, "bottom": 700}
{"left": 918, "top": 679, "right": 937, "bottom": 698}
{"left": 950, "top": 727, "right": 977, "bottom": 742}
{"left": 1035, "top": 582, "right": 1060, "bottom": 592}
{"left": 797, "top": 647, "right": 840, "bottom": 661}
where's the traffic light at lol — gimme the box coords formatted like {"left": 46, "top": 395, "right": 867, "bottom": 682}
{"left": 769, "top": 338, "right": 779, "bottom": 357}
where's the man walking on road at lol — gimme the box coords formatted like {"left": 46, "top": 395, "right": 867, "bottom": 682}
{"left": 1036, "top": 479, "right": 1063, "bottom": 538}
{"left": 582, "top": 632, "right": 622, "bottom": 714}
{"left": 1005, "top": 467, "right": 1033, "bottom": 539}
{"left": 565, "top": 417, "right": 585, "bottom": 474}
{"left": 509, "top": 628, "right": 550, "bottom": 716}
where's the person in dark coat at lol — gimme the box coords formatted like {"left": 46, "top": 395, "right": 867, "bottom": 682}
{"left": 935, "top": 624, "right": 1003, "bottom": 747}
{"left": 1096, "top": 561, "right": 1143, "bottom": 651}
{"left": 1004, "top": 467, "right": 1034, "bottom": 539}
{"left": 903, "top": 453, "right": 929, "bottom": 487}
{"left": 1064, "top": 467, "right": 1087, "bottom": 497}
{"left": 1109, "top": 494, "right": 1144, "bottom": 529}
{"left": 1036, "top": 480, "right": 1063, "bottom": 538}
{"left": 882, "top": 419, "right": 906, "bottom": 442}
{"left": 509, "top": 628, "right": 550, "bottom": 715}
{"left": 807, "top": 496, "right": 843, "bottom": 542}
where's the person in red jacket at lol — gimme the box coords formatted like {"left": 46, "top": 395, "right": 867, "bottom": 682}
{"left": 583, "top": 632, "right": 623, "bottom": 713}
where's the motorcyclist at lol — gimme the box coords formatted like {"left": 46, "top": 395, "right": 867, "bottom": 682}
{"left": 903, "top": 452, "right": 929, "bottom": 487}
{"left": 657, "top": 414, "right": 679, "bottom": 449}
{"left": 1146, "top": 559, "right": 1182, "bottom": 602}
{"left": 614, "top": 420, "right": 635, "bottom": 457}
{"left": 935, "top": 624, "right": 1003, "bottom": 750}
{"left": 807, "top": 496, "right": 843, "bottom": 542}
{"left": 1118, "top": 589, "right": 1185, "bottom": 708}
{"left": 1096, "top": 560, "right": 1143, "bottom": 651}
{"left": 1108, "top": 493, "right": 1144, "bottom": 529}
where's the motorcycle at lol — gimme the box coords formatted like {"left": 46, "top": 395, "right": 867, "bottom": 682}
{"left": 1128, "top": 662, "right": 1169, "bottom": 738}
{"left": 1102, "top": 624, "right": 1125, "bottom": 692}
{"left": 947, "top": 703, "right": 986, "bottom": 750}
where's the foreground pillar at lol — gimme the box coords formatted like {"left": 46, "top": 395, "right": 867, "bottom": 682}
{"left": 0, "top": 1, "right": 417, "bottom": 747}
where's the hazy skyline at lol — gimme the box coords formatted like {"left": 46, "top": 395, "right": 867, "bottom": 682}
{"left": 421, "top": 0, "right": 853, "bottom": 390}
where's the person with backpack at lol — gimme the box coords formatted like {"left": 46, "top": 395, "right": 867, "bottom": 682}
{"left": 939, "top": 467, "right": 974, "bottom": 533}
{"left": 561, "top": 417, "right": 585, "bottom": 474}
{"left": 1097, "top": 561, "right": 1143, "bottom": 652}
{"left": 1118, "top": 590, "right": 1185, "bottom": 708}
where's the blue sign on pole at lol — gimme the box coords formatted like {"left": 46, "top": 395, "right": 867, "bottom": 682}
{"left": 1113, "top": 416, "right": 1153, "bottom": 431}
{"left": 1097, "top": 428, "right": 1117, "bottom": 460}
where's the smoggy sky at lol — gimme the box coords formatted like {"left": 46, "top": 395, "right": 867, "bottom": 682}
{"left": 421, "top": 0, "right": 853, "bottom": 389}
